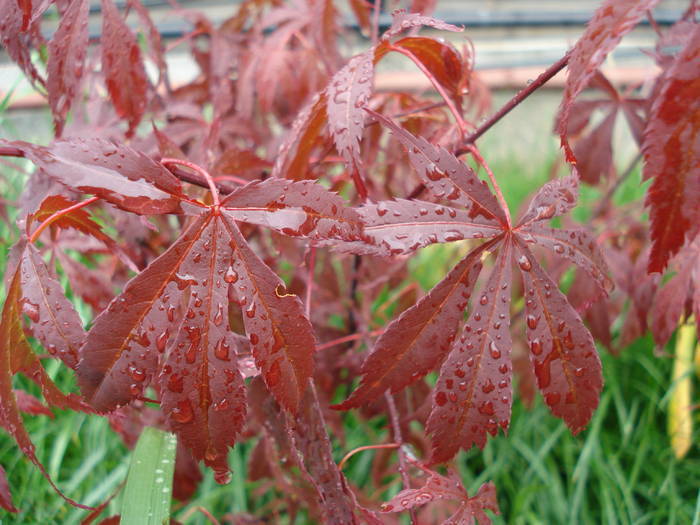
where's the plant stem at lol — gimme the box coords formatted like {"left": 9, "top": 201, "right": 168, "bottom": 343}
{"left": 161, "top": 158, "right": 220, "bottom": 206}
{"left": 371, "top": 0, "right": 381, "bottom": 44}
{"left": 0, "top": 145, "right": 25, "bottom": 158}
{"left": 591, "top": 152, "right": 642, "bottom": 219}
{"left": 457, "top": 52, "right": 570, "bottom": 152}
{"left": 29, "top": 196, "right": 100, "bottom": 243}
{"left": 464, "top": 144, "right": 511, "bottom": 228}
{"left": 305, "top": 246, "right": 316, "bottom": 319}
{"left": 338, "top": 443, "right": 399, "bottom": 471}
{"left": 315, "top": 328, "right": 384, "bottom": 352}
{"left": 385, "top": 392, "right": 417, "bottom": 525}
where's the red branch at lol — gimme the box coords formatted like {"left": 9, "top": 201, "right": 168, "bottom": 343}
{"left": 457, "top": 52, "right": 570, "bottom": 152}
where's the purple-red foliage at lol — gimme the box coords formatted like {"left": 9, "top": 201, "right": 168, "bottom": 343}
{"left": 0, "top": 0, "right": 698, "bottom": 522}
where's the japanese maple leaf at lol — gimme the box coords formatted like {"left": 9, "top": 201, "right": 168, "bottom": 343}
{"left": 556, "top": 70, "right": 646, "bottom": 185}
{"left": 4, "top": 137, "right": 363, "bottom": 481}
{"left": 556, "top": 0, "right": 661, "bottom": 163}
{"left": 643, "top": 24, "right": 700, "bottom": 273}
{"left": 276, "top": 10, "right": 464, "bottom": 188}
{"left": 336, "top": 112, "right": 611, "bottom": 462}
{"left": 651, "top": 236, "right": 700, "bottom": 348}
{"left": 379, "top": 464, "right": 499, "bottom": 525}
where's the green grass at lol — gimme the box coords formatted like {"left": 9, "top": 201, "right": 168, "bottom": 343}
{"left": 1, "top": 93, "right": 698, "bottom": 524}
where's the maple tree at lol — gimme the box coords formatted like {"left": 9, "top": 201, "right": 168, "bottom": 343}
{"left": 0, "top": 0, "right": 698, "bottom": 522}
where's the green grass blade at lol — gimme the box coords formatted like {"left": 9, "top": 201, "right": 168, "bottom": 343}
{"left": 120, "top": 427, "right": 177, "bottom": 525}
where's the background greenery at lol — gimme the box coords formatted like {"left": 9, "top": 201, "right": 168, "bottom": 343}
{"left": 0, "top": 90, "right": 698, "bottom": 524}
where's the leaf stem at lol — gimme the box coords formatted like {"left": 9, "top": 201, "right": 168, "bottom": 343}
{"left": 591, "top": 152, "right": 642, "bottom": 219}
{"left": 315, "top": 328, "right": 384, "bottom": 352}
{"left": 28, "top": 196, "right": 100, "bottom": 244}
{"left": 464, "top": 144, "right": 511, "bottom": 228}
{"left": 370, "top": 0, "right": 381, "bottom": 44}
{"left": 458, "top": 52, "right": 570, "bottom": 151}
{"left": 305, "top": 246, "right": 316, "bottom": 319}
{"left": 212, "top": 174, "right": 251, "bottom": 186}
{"left": 385, "top": 392, "right": 417, "bottom": 525}
{"left": 338, "top": 443, "right": 399, "bottom": 471}
{"left": 0, "top": 145, "right": 26, "bottom": 158}
{"left": 161, "top": 158, "right": 220, "bottom": 206}
{"left": 389, "top": 44, "right": 467, "bottom": 135}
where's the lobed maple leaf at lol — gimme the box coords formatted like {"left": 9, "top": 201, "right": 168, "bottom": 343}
{"left": 46, "top": 0, "right": 89, "bottom": 136}
{"left": 337, "top": 114, "right": 610, "bottom": 462}
{"left": 556, "top": 71, "right": 646, "bottom": 185}
{"left": 557, "top": 0, "right": 661, "bottom": 163}
{"left": 1, "top": 138, "right": 185, "bottom": 215}
{"left": 0, "top": 465, "right": 17, "bottom": 513}
{"left": 643, "top": 24, "right": 700, "bottom": 274}
{"left": 278, "top": 9, "right": 464, "bottom": 191}
{"left": 5, "top": 134, "right": 363, "bottom": 480}
{"left": 651, "top": 237, "right": 700, "bottom": 348}
{"left": 380, "top": 464, "right": 499, "bottom": 525}
{"left": 100, "top": 0, "right": 150, "bottom": 136}
{"left": 0, "top": 238, "right": 94, "bottom": 510}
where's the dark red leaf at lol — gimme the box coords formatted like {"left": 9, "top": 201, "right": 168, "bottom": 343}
{"left": 336, "top": 243, "right": 488, "bottom": 409}
{"left": 14, "top": 389, "right": 54, "bottom": 418}
{"left": 443, "top": 481, "right": 499, "bottom": 525}
{"left": 381, "top": 9, "right": 462, "bottom": 41}
{"left": 212, "top": 147, "right": 271, "bottom": 179}
{"left": 0, "top": 465, "right": 17, "bottom": 513}
{"left": 327, "top": 50, "right": 374, "bottom": 173}
{"left": 0, "top": 262, "right": 89, "bottom": 509}
{"left": 651, "top": 238, "right": 699, "bottom": 346}
{"left": 127, "top": 0, "right": 167, "bottom": 86}
{"left": 380, "top": 465, "right": 499, "bottom": 525}
{"left": 517, "top": 175, "right": 578, "bottom": 227}
{"left": 29, "top": 195, "right": 137, "bottom": 271}
{"left": 0, "top": 0, "right": 44, "bottom": 87}
{"left": 157, "top": 217, "right": 247, "bottom": 482}
{"left": 4, "top": 138, "right": 184, "bottom": 215}
{"left": 643, "top": 25, "right": 700, "bottom": 273}
{"left": 557, "top": 0, "right": 661, "bottom": 161}
{"left": 221, "top": 179, "right": 364, "bottom": 242}
{"left": 173, "top": 443, "right": 202, "bottom": 502}
{"left": 572, "top": 110, "right": 617, "bottom": 185}
{"left": 377, "top": 37, "right": 466, "bottom": 112}
{"left": 222, "top": 218, "right": 316, "bottom": 413}
{"left": 101, "top": 0, "right": 149, "bottom": 136}
{"left": 427, "top": 241, "right": 513, "bottom": 462}
{"left": 521, "top": 226, "right": 613, "bottom": 294}
{"left": 288, "top": 384, "right": 358, "bottom": 523}
{"left": 272, "top": 93, "right": 328, "bottom": 180}
{"left": 369, "top": 110, "right": 506, "bottom": 225}
{"left": 46, "top": 0, "right": 89, "bottom": 136}
{"left": 19, "top": 243, "right": 84, "bottom": 369}
{"left": 78, "top": 210, "right": 314, "bottom": 413}
{"left": 77, "top": 216, "right": 210, "bottom": 412}
{"left": 358, "top": 199, "right": 502, "bottom": 255}
{"left": 514, "top": 241, "right": 602, "bottom": 434}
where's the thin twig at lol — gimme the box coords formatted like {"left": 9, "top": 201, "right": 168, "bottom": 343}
{"left": 338, "top": 443, "right": 399, "bottom": 471}
{"left": 166, "top": 164, "right": 238, "bottom": 194}
{"left": 591, "top": 152, "right": 643, "bottom": 219}
{"left": 370, "top": 0, "right": 381, "bottom": 45}
{"left": 161, "top": 158, "right": 220, "bottom": 206}
{"left": 457, "top": 52, "right": 570, "bottom": 152}
{"left": 385, "top": 392, "right": 417, "bottom": 525}
{"left": 305, "top": 246, "right": 316, "bottom": 319}
{"left": 464, "top": 144, "right": 511, "bottom": 228}
{"left": 315, "top": 328, "right": 384, "bottom": 352}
